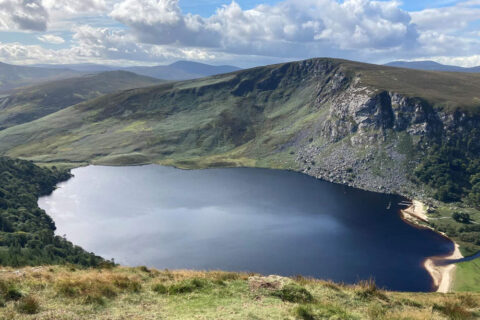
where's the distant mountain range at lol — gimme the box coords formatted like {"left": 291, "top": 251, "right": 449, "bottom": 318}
{"left": 32, "top": 61, "right": 242, "bottom": 81}
{"left": 385, "top": 60, "right": 480, "bottom": 72}
{"left": 0, "top": 62, "right": 80, "bottom": 93}
{"left": 0, "top": 71, "right": 161, "bottom": 130}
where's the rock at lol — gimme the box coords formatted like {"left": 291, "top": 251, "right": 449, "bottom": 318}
{"left": 248, "top": 275, "right": 293, "bottom": 291}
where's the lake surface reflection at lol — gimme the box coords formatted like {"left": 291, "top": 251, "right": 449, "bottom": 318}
{"left": 38, "top": 165, "right": 454, "bottom": 292}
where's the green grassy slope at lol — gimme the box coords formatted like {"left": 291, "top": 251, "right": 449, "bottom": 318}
{"left": 0, "top": 71, "right": 162, "bottom": 130}
{"left": 0, "top": 59, "right": 344, "bottom": 165}
{"left": 455, "top": 259, "right": 480, "bottom": 293}
{"left": 0, "top": 62, "right": 79, "bottom": 93}
{"left": 343, "top": 60, "right": 480, "bottom": 112}
{"left": 1, "top": 266, "right": 479, "bottom": 319}
{"left": 0, "top": 58, "right": 479, "bottom": 165}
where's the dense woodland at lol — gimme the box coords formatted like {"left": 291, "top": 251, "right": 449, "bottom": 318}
{"left": 0, "top": 157, "right": 103, "bottom": 267}
{"left": 415, "top": 137, "right": 480, "bottom": 206}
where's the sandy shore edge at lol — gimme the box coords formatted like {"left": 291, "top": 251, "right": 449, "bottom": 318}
{"left": 400, "top": 200, "right": 463, "bottom": 293}
{"left": 423, "top": 243, "right": 463, "bottom": 293}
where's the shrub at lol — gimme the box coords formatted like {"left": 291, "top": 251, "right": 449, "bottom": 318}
{"left": 16, "top": 295, "right": 40, "bottom": 314}
{"left": 434, "top": 302, "right": 472, "bottom": 320}
{"left": 5, "top": 286, "right": 22, "bottom": 301}
{"left": 214, "top": 272, "right": 239, "bottom": 282}
{"left": 459, "top": 294, "right": 478, "bottom": 308}
{"left": 272, "top": 284, "right": 313, "bottom": 303}
{"left": 453, "top": 212, "right": 471, "bottom": 224}
{"left": 138, "top": 266, "right": 150, "bottom": 273}
{"left": 355, "top": 279, "right": 387, "bottom": 300}
{"left": 84, "top": 294, "right": 106, "bottom": 306}
{"left": 168, "top": 278, "right": 209, "bottom": 294}
{"left": 367, "top": 303, "right": 386, "bottom": 320}
{"left": 295, "top": 305, "right": 316, "bottom": 320}
{"left": 152, "top": 283, "right": 168, "bottom": 294}
{"left": 399, "top": 298, "right": 422, "bottom": 308}
{"left": 56, "top": 278, "right": 117, "bottom": 300}
{"left": 111, "top": 275, "right": 141, "bottom": 293}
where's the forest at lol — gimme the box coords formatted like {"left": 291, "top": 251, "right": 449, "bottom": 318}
{"left": 0, "top": 157, "right": 103, "bottom": 267}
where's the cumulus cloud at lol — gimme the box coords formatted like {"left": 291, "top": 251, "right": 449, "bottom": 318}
{"left": 0, "top": 0, "right": 48, "bottom": 31}
{"left": 411, "top": 5, "right": 480, "bottom": 32}
{"left": 0, "top": 0, "right": 479, "bottom": 67}
{"left": 43, "top": 0, "right": 107, "bottom": 14}
{"left": 37, "top": 34, "right": 65, "bottom": 44}
{"left": 110, "top": 0, "right": 418, "bottom": 57}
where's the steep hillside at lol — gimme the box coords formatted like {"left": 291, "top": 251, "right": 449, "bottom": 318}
{"left": 386, "top": 60, "right": 480, "bottom": 73}
{"left": 0, "top": 62, "right": 79, "bottom": 93}
{"left": 0, "top": 58, "right": 479, "bottom": 202}
{"left": 0, "top": 71, "right": 161, "bottom": 130}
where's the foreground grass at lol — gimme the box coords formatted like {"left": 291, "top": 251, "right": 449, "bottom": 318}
{"left": 0, "top": 266, "right": 479, "bottom": 319}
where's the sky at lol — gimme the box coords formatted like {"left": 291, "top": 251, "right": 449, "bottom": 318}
{"left": 0, "top": 0, "right": 479, "bottom": 67}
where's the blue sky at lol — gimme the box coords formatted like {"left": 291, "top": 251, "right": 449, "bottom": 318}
{"left": 179, "top": 0, "right": 469, "bottom": 16}
{"left": 0, "top": 0, "right": 478, "bottom": 67}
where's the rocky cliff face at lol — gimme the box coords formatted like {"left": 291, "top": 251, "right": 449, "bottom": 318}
{"left": 293, "top": 68, "right": 480, "bottom": 198}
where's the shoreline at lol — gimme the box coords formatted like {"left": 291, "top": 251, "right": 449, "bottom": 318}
{"left": 400, "top": 200, "right": 463, "bottom": 293}
{"left": 424, "top": 243, "right": 463, "bottom": 293}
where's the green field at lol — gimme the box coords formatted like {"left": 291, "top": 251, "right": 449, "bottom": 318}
{"left": 456, "top": 259, "right": 480, "bottom": 293}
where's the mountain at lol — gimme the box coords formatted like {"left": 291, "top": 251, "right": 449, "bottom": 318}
{"left": 385, "top": 60, "right": 480, "bottom": 72}
{"left": 33, "top": 61, "right": 242, "bottom": 81}
{"left": 0, "top": 62, "right": 79, "bottom": 93}
{"left": 124, "top": 61, "right": 241, "bottom": 80}
{"left": 0, "top": 58, "right": 479, "bottom": 192}
{"left": 0, "top": 71, "right": 161, "bottom": 130}
{"left": 33, "top": 63, "right": 117, "bottom": 73}
{"left": 1, "top": 57, "right": 480, "bottom": 287}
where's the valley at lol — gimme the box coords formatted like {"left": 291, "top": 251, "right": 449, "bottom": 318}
{"left": 0, "top": 57, "right": 479, "bottom": 318}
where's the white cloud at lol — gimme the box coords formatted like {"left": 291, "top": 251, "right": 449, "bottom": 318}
{"left": 110, "top": 0, "right": 418, "bottom": 57}
{"left": 37, "top": 34, "right": 65, "bottom": 44}
{"left": 0, "top": 0, "right": 479, "bottom": 67}
{"left": 42, "top": 0, "right": 107, "bottom": 14}
{"left": 411, "top": 5, "right": 480, "bottom": 32}
{"left": 0, "top": 0, "right": 48, "bottom": 31}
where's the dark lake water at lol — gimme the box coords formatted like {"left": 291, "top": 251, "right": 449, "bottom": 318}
{"left": 38, "top": 165, "right": 454, "bottom": 292}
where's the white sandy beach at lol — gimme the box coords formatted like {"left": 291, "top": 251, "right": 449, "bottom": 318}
{"left": 401, "top": 200, "right": 463, "bottom": 293}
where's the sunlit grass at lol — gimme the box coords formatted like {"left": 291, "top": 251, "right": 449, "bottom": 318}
{"left": 0, "top": 266, "right": 479, "bottom": 319}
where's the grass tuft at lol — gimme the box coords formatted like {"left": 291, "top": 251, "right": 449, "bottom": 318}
{"left": 434, "top": 301, "right": 473, "bottom": 320}
{"left": 272, "top": 284, "right": 313, "bottom": 303}
{"left": 4, "top": 287, "right": 22, "bottom": 301}
{"left": 15, "top": 295, "right": 40, "bottom": 314}
{"left": 355, "top": 279, "right": 387, "bottom": 301}
{"left": 152, "top": 283, "right": 168, "bottom": 294}
{"left": 168, "top": 278, "right": 209, "bottom": 295}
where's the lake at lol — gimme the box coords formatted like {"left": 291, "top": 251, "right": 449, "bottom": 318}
{"left": 38, "top": 165, "right": 454, "bottom": 292}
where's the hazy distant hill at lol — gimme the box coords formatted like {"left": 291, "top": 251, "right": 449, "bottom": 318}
{"left": 0, "top": 71, "right": 161, "bottom": 130}
{"left": 124, "top": 61, "right": 241, "bottom": 80}
{"left": 33, "top": 63, "right": 117, "bottom": 73}
{"left": 33, "top": 61, "right": 241, "bottom": 81}
{"left": 386, "top": 60, "right": 480, "bottom": 72}
{"left": 0, "top": 62, "right": 79, "bottom": 93}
